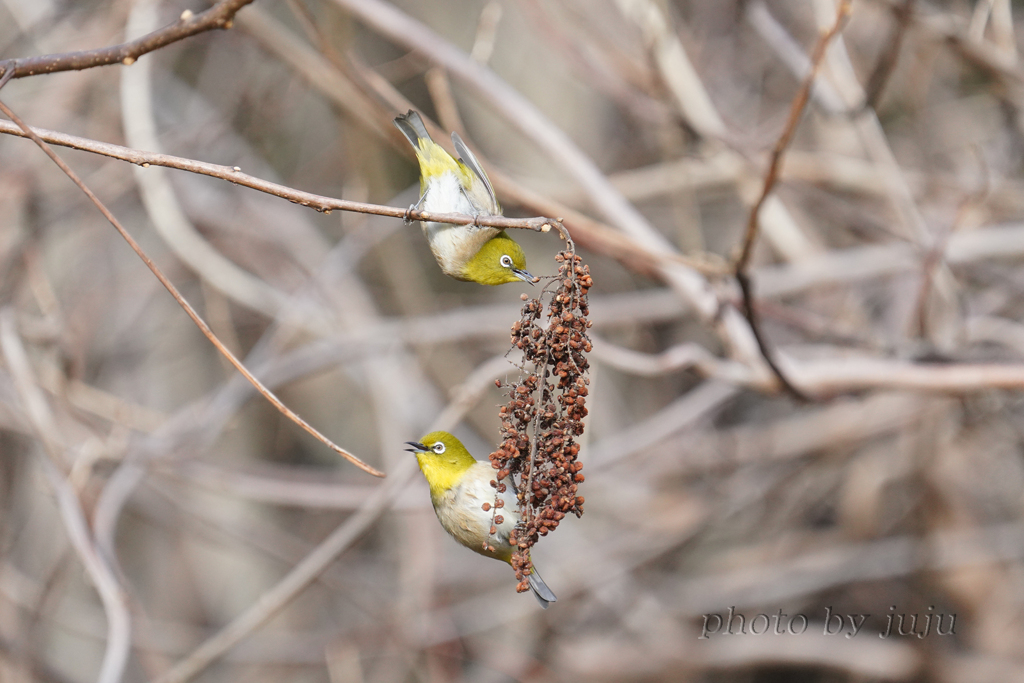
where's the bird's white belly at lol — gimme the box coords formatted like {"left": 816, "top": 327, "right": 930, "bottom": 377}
{"left": 433, "top": 462, "right": 519, "bottom": 560}
{"left": 421, "top": 171, "right": 477, "bottom": 216}
{"left": 420, "top": 172, "right": 499, "bottom": 277}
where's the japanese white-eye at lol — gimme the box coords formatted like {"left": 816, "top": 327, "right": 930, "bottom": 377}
{"left": 406, "top": 431, "right": 557, "bottom": 608}
{"left": 393, "top": 111, "right": 534, "bottom": 286}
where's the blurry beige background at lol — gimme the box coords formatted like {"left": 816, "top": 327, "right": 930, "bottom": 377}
{"left": 2, "top": 0, "right": 1024, "bottom": 681}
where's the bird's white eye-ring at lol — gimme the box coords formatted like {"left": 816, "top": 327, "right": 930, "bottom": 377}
{"left": 500, "top": 254, "right": 513, "bottom": 268}
{"left": 432, "top": 442, "right": 446, "bottom": 454}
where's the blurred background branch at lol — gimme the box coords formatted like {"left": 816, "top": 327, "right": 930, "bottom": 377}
{"left": 3, "top": 0, "right": 1024, "bottom": 682}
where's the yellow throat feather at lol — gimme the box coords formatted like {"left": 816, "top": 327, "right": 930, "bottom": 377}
{"left": 412, "top": 431, "right": 479, "bottom": 501}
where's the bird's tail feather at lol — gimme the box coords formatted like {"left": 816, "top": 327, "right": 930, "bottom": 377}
{"left": 394, "top": 110, "right": 431, "bottom": 148}
{"left": 528, "top": 566, "right": 557, "bottom": 609}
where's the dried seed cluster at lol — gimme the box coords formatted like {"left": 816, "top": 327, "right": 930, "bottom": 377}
{"left": 489, "top": 250, "right": 593, "bottom": 593}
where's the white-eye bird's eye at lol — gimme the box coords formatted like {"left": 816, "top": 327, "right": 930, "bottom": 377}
{"left": 500, "top": 254, "right": 513, "bottom": 268}
{"left": 432, "top": 442, "right": 446, "bottom": 454}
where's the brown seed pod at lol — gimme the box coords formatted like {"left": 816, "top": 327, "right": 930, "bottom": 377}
{"left": 487, "top": 249, "right": 591, "bottom": 592}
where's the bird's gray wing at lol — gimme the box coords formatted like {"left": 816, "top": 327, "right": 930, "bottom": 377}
{"left": 452, "top": 131, "right": 498, "bottom": 209}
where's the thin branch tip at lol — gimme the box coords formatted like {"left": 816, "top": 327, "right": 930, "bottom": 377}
{"left": 333, "top": 445, "right": 385, "bottom": 477}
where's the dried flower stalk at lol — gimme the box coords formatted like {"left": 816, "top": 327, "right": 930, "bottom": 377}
{"left": 489, "top": 250, "right": 592, "bottom": 592}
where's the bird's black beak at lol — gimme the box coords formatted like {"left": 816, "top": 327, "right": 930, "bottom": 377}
{"left": 405, "top": 441, "right": 428, "bottom": 453}
{"left": 512, "top": 268, "right": 536, "bottom": 285}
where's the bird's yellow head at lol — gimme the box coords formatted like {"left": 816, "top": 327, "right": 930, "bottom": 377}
{"left": 405, "top": 431, "right": 479, "bottom": 499}
{"left": 461, "top": 233, "right": 533, "bottom": 286}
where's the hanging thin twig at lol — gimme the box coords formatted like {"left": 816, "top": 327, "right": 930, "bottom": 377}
{"left": 733, "top": 0, "right": 852, "bottom": 402}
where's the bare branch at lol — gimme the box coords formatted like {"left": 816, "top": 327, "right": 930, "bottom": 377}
{"left": 734, "top": 0, "right": 852, "bottom": 401}
{"left": 862, "top": 0, "right": 916, "bottom": 110}
{"left": 0, "top": 0, "right": 254, "bottom": 81}
{"left": 0, "top": 118, "right": 564, "bottom": 236}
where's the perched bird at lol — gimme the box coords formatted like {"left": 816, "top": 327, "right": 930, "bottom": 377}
{"left": 406, "top": 431, "right": 557, "bottom": 608}
{"left": 393, "top": 110, "right": 534, "bottom": 286}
